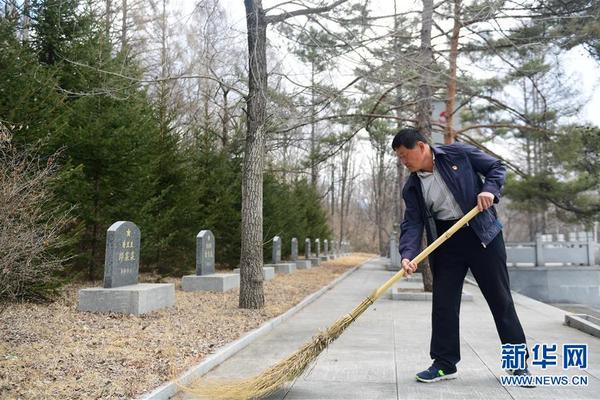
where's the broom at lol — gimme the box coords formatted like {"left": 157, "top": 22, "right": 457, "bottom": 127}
{"left": 183, "top": 206, "right": 481, "bottom": 399}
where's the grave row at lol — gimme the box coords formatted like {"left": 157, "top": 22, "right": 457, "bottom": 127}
{"left": 78, "top": 221, "right": 352, "bottom": 315}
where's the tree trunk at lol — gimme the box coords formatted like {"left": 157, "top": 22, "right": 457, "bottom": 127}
{"left": 393, "top": 1, "right": 406, "bottom": 236}
{"left": 121, "top": 0, "right": 128, "bottom": 52}
{"left": 445, "top": 0, "right": 461, "bottom": 144}
{"left": 310, "top": 61, "right": 318, "bottom": 187}
{"left": 105, "top": 0, "right": 112, "bottom": 41}
{"left": 22, "top": 0, "right": 30, "bottom": 43}
{"left": 339, "top": 144, "right": 350, "bottom": 249}
{"left": 221, "top": 85, "right": 230, "bottom": 148}
{"left": 416, "top": 0, "right": 434, "bottom": 292}
{"left": 376, "top": 144, "right": 385, "bottom": 255}
{"left": 239, "top": 0, "right": 267, "bottom": 309}
{"left": 330, "top": 164, "right": 335, "bottom": 216}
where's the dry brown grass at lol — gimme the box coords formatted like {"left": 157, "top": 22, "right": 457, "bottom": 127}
{"left": 0, "top": 253, "right": 373, "bottom": 399}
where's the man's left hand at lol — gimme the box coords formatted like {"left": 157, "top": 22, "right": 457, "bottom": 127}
{"left": 477, "top": 192, "right": 495, "bottom": 212}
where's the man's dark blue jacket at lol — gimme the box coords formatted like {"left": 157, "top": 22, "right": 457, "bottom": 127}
{"left": 398, "top": 142, "right": 506, "bottom": 262}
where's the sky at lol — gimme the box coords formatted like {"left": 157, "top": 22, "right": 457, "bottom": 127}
{"left": 176, "top": 0, "right": 600, "bottom": 124}
{"left": 174, "top": 0, "right": 600, "bottom": 168}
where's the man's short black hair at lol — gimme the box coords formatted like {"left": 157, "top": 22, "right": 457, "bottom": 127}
{"left": 391, "top": 128, "right": 429, "bottom": 150}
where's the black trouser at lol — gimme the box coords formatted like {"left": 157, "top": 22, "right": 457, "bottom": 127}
{"left": 429, "top": 219, "right": 528, "bottom": 370}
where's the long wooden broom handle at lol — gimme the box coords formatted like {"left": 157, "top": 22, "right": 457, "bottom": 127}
{"left": 370, "top": 206, "right": 481, "bottom": 300}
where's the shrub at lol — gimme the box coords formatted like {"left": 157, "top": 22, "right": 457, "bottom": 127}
{"left": 0, "top": 126, "right": 72, "bottom": 308}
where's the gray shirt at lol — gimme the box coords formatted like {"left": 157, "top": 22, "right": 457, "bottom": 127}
{"left": 417, "top": 153, "right": 464, "bottom": 220}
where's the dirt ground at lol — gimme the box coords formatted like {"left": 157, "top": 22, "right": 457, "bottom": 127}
{"left": 0, "top": 254, "right": 373, "bottom": 399}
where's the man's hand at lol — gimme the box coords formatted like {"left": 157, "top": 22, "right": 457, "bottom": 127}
{"left": 477, "top": 191, "right": 495, "bottom": 212}
{"left": 402, "top": 258, "right": 417, "bottom": 275}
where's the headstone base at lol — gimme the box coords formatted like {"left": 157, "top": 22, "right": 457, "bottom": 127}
{"left": 293, "top": 260, "right": 312, "bottom": 269}
{"left": 307, "top": 257, "right": 321, "bottom": 266}
{"left": 233, "top": 267, "right": 275, "bottom": 281}
{"left": 78, "top": 283, "right": 175, "bottom": 316}
{"left": 181, "top": 273, "right": 239, "bottom": 292}
{"left": 319, "top": 256, "right": 328, "bottom": 262}
{"left": 264, "top": 263, "right": 296, "bottom": 274}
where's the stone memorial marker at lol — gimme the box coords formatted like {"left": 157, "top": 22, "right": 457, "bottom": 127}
{"left": 305, "top": 238, "right": 311, "bottom": 259}
{"left": 103, "top": 221, "right": 140, "bottom": 288}
{"left": 183, "top": 230, "right": 244, "bottom": 291}
{"left": 264, "top": 235, "right": 295, "bottom": 274}
{"left": 387, "top": 231, "right": 401, "bottom": 271}
{"left": 291, "top": 238, "right": 298, "bottom": 261}
{"left": 272, "top": 236, "right": 282, "bottom": 264}
{"left": 196, "top": 230, "right": 215, "bottom": 275}
{"left": 290, "top": 237, "right": 311, "bottom": 269}
{"left": 79, "top": 221, "right": 175, "bottom": 316}
{"left": 305, "top": 238, "right": 320, "bottom": 266}
{"left": 315, "top": 238, "right": 321, "bottom": 258}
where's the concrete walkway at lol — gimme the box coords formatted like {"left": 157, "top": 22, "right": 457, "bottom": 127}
{"left": 176, "top": 257, "right": 600, "bottom": 399}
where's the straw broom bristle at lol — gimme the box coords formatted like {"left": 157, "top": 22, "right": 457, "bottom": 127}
{"left": 181, "top": 295, "right": 375, "bottom": 399}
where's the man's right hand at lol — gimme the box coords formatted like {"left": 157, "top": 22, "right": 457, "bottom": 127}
{"left": 402, "top": 258, "right": 417, "bottom": 275}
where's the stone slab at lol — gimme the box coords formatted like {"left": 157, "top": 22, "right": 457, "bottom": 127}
{"left": 319, "top": 256, "right": 328, "bottom": 262}
{"left": 265, "top": 263, "right": 296, "bottom": 274}
{"left": 293, "top": 260, "right": 312, "bottom": 269}
{"left": 233, "top": 267, "right": 275, "bottom": 281}
{"left": 78, "top": 283, "right": 175, "bottom": 316}
{"left": 565, "top": 314, "right": 600, "bottom": 338}
{"left": 263, "top": 267, "right": 275, "bottom": 280}
{"left": 181, "top": 273, "right": 239, "bottom": 292}
{"left": 308, "top": 257, "right": 321, "bottom": 267}
{"left": 404, "top": 273, "right": 423, "bottom": 282}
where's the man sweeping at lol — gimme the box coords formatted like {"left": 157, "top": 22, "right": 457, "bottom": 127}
{"left": 392, "top": 128, "right": 532, "bottom": 383}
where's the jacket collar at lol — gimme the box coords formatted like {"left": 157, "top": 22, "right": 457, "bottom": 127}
{"left": 431, "top": 144, "right": 446, "bottom": 156}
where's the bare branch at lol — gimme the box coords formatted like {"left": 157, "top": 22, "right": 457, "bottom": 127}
{"left": 266, "top": 0, "right": 350, "bottom": 24}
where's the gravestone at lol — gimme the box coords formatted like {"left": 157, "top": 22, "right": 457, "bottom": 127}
{"left": 79, "top": 221, "right": 175, "bottom": 315}
{"left": 315, "top": 239, "right": 321, "bottom": 258}
{"left": 387, "top": 231, "right": 401, "bottom": 271}
{"left": 196, "top": 230, "right": 215, "bottom": 275}
{"left": 317, "top": 239, "right": 329, "bottom": 261}
{"left": 305, "top": 238, "right": 311, "bottom": 259}
{"left": 323, "top": 239, "right": 333, "bottom": 260}
{"left": 272, "top": 236, "right": 282, "bottom": 264}
{"left": 103, "top": 221, "right": 141, "bottom": 288}
{"left": 291, "top": 238, "right": 298, "bottom": 261}
{"left": 291, "top": 237, "right": 311, "bottom": 269}
{"left": 329, "top": 239, "right": 336, "bottom": 259}
{"left": 306, "top": 238, "right": 320, "bottom": 266}
{"left": 264, "top": 235, "right": 296, "bottom": 274}
{"left": 183, "top": 230, "right": 241, "bottom": 292}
